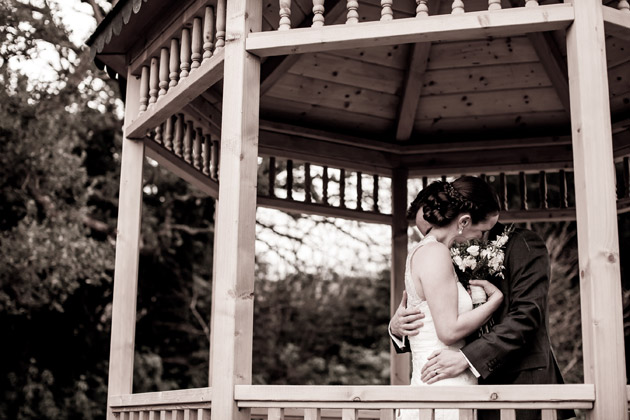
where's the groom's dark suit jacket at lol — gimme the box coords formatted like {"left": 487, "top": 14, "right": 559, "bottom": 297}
{"left": 393, "top": 223, "right": 571, "bottom": 420}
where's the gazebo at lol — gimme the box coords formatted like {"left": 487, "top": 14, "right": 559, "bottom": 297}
{"left": 87, "top": 0, "right": 630, "bottom": 419}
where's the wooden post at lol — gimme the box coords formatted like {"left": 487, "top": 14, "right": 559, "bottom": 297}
{"left": 390, "top": 167, "right": 410, "bottom": 385}
{"left": 106, "top": 70, "right": 144, "bottom": 420}
{"left": 566, "top": 1, "right": 627, "bottom": 418}
{"left": 209, "top": 2, "right": 262, "bottom": 420}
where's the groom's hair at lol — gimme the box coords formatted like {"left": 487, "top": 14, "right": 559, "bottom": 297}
{"left": 407, "top": 176, "right": 499, "bottom": 227}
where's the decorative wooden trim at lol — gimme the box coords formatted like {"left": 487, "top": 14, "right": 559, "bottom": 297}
{"left": 256, "top": 196, "right": 392, "bottom": 225}
{"left": 603, "top": 5, "right": 630, "bottom": 42}
{"left": 246, "top": 5, "right": 575, "bottom": 57}
{"left": 144, "top": 138, "right": 219, "bottom": 198}
{"left": 498, "top": 208, "right": 576, "bottom": 223}
{"left": 125, "top": 49, "right": 225, "bottom": 140}
{"left": 566, "top": 1, "right": 627, "bottom": 418}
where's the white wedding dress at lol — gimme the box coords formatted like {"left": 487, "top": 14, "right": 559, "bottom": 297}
{"left": 397, "top": 235, "right": 477, "bottom": 420}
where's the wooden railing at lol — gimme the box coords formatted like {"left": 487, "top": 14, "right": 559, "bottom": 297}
{"left": 237, "top": 385, "right": 594, "bottom": 420}
{"left": 109, "top": 387, "right": 212, "bottom": 420}
{"left": 125, "top": 0, "right": 225, "bottom": 141}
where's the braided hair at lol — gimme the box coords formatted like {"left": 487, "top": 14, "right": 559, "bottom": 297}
{"left": 407, "top": 176, "right": 499, "bottom": 227}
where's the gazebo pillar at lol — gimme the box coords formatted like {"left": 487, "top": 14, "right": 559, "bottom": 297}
{"left": 208, "top": 1, "right": 262, "bottom": 420}
{"left": 390, "top": 167, "right": 410, "bottom": 385}
{"left": 566, "top": 2, "right": 627, "bottom": 418}
{"left": 106, "top": 71, "right": 144, "bottom": 420}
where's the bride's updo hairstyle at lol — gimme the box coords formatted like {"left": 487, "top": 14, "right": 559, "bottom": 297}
{"left": 407, "top": 176, "right": 500, "bottom": 227}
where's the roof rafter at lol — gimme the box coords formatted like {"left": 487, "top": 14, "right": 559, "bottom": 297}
{"left": 395, "top": 0, "right": 442, "bottom": 141}
{"left": 260, "top": 0, "right": 345, "bottom": 96}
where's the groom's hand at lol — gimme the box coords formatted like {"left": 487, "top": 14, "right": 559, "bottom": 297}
{"left": 420, "top": 349, "right": 469, "bottom": 384}
{"left": 390, "top": 291, "right": 424, "bottom": 339}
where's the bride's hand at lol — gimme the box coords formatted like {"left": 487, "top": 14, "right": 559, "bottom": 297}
{"left": 469, "top": 279, "right": 503, "bottom": 304}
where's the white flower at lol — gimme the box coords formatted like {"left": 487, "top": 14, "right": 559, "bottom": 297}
{"left": 453, "top": 255, "right": 465, "bottom": 271}
{"left": 493, "top": 235, "right": 509, "bottom": 248}
{"left": 466, "top": 245, "right": 480, "bottom": 257}
{"left": 463, "top": 256, "right": 477, "bottom": 270}
{"left": 480, "top": 248, "right": 492, "bottom": 259}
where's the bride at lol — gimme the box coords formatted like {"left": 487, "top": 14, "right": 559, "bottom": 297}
{"left": 397, "top": 176, "right": 502, "bottom": 420}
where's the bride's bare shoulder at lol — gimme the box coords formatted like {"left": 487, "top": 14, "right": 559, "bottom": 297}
{"left": 411, "top": 239, "right": 451, "bottom": 266}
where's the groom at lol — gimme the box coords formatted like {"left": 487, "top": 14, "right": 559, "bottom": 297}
{"left": 390, "top": 215, "right": 572, "bottom": 420}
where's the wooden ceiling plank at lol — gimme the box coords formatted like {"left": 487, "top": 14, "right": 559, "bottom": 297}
{"left": 396, "top": 42, "right": 432, "bottom": 141}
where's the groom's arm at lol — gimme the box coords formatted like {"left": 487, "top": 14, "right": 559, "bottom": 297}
{"left": 461, "top": 229, "right": 549, "bottom": 379}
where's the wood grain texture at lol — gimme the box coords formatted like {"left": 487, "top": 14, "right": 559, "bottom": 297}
{"left": 566, "top": 0, "right": 628, "bottom": 418}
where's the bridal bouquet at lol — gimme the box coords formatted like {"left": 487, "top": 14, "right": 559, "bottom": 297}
{"left": 450, "top": 224, "right": 514, "bottom": 336}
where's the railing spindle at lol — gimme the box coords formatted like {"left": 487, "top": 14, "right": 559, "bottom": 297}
{"left": 340, "top": 168, "right": 346, "bottom": 208}
{"left": 419, "top": 409, "right": 434, "bottom": 420}
{"left": 172, "top": 410, "right": 184, "bottom": 420}
{"left": 174, "top": 113, "right": 184, "bottom": 157}
{"left": 139, "top": 65, "right": 149, "bottom": 112}
{"left": 148, "top": 57, "right": 159, "bottom": 106}
{"left": 184, "top": 120, "right": 193, "bottom": 164}
{"left": 452, "top": 0, "right": 465, "bottom": 14}
{"left": 304, "top": 408, "right": 321, "bottom": 420}
{"left": 305, "top": 162, "right": 312, "bottom": 203}
{"left": 269, "top": 157, "right": 276, "bottom": 196}
{"left": 169, "top": 39, "right": 180, "bottom": 87}
{"left": 323, "top": 166, "right": 329, "bottom": 204}
{"left": 416, "top": 0, "right": 429, "bottom": 17}
{"left": 526, "top": 0, "right": 539, "bottom": 6}
{"left": 541, "top": 410, "right": 558, "bottom": 420}
{"left": 519, "top": 171, "right": 528, "bottom": 210}
{"left": 197, "top": 409, "right": 210, "bottom": 420}
{"left": 182, "top": 409, "right": 193, "bottom": 420}
{"left": 381, "top": 0, "right": 393, "bottom": 21}
{"left": 357, "top": 171, "right": 363, "bottom": 210}
{"left": 211, "top": 137, "right": 219, "bottom": 180}
{"left": 373, "top": 174, "right": 379, "bottom": 212}
{"left": 159, "top": 410, "right": 167, "bottom": 420}
{"left": 488, "top": 0, "right": 501, "bottom": 10}
{"left": 193, "top": 127, "right": 203, "bottom": 169}
{"left": 268, "top": 408, "right": 284, "bottom": 420}
{"left": 202, "top": 134, "right": 211, "bottom": 175}
{"left": 539, "top": 170, "right": 548, "bottom": 209}
{"left": 500, "top": 409, "right": 517, "bottom": 420}
{"left": 149, "top": 411, "right": 158, "bottom": 420}
{"left": 312, "top": 0, "right": 325, "bottom": 27}
{"left": 215, "top": 0, "right": 226, "bottom": 49}
{"left": 619, "top": 1, "right": 630, "bottom": 12}
{"left": 441, "top": 175, "right": 447, "bottom": 182}
{"left": 559, "top": 169, "right": 568, "bottom": 208}
{"left": 500, "top": 172, "right": 508, "bottom": 211}
{"left": 286, "top": 159, "right": 293, "bottom": 200}
{"left": 154, "top": 123, "right": 163, "bottom": 144}
{"left": 279, "top": 0, "right": 292, "bottom": 30}
{"left": 342, "top": 409, "right": 357, "bottom": 420}
{"left": 159, "top": 47, "right": 169, "bottom": 96}
{"left": 164, "top": 115, "right": 174, "bottom": 151}
{"left": 622, "top": 156, "right": 630, "bottom": 198}
{"left": 479, "top": 173, "right": 487, "bottom": 182}
{"left": 422, "top": 176, "right": 428, "bottom": 189}
{"left": 203, "top": 7, "right": 215, "bottom": 60}
{"left": 191, "top": 17, "right": 203, "bottom": 69}
{"left": 346, "top": 1, "right": 359, "bottom": 24}
{"left": 180, "top": 28, "right": 191, "bottom": 78}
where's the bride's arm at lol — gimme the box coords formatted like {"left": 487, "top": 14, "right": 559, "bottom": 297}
{"left": 412, "top": 243, "right": 502, "bottom": 346}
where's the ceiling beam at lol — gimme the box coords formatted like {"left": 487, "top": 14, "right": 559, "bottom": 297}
{"left": 395, "top": 0, "right": 442, "bottom": 141}
{"left": 260, "top": 0, "right": 345, "bottom": 96}
{"left": 506, "top": 0, "right": 570, "bottom": 113}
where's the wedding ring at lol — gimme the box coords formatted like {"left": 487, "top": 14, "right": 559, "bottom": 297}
{"left": 434, "top": 370, "right": 439, "bottom": 376}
